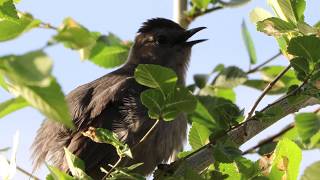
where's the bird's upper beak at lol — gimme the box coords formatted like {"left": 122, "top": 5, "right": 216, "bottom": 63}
{"left": 176, "top": 27, "right": 208, "bottom": 46}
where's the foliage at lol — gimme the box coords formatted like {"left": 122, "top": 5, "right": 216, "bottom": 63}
{"left": 0, "top": 0, "right": 319, "bottom": 179}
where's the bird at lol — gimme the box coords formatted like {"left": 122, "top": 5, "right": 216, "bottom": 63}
{"left": 31, "top": 18, "right": 206, "bottom": 179}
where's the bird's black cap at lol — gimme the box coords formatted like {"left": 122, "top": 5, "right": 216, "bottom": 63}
{"left": 138, "top": 18, "right": 184, "bottom": 33}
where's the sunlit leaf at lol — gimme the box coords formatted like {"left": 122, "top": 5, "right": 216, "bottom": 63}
{"left": 287, "top": 35, "right": 320, "bottom": 63}
{"left": 189, "top": 122, "right": 211, "bottom": 150}
{"left": 0, "top": 12, "right": 40, "bottom": 42}
{"left": 214, "top": 66, "right": 247, "bottom": 88}
{"left": 82, "top": 127, "right": 132, "bottom": 158}
{"left": 0, "top": 131, "right": 19, "bottom": 180}
{"left": 267, "top": 0, "right": 297, "bottom": 24}
{"left": 257, "top": 17, "right": 296, "bottom": 37}
{"left": 63, "top": 148, "right": 92, "bottom": 180}
{"left": 250, "top": 8, "right": 273, "bottom": 24}
{"left": 46, "top": 165, "right": 74, "bottom": 180}
{"left": 0, "top": 0, "right": 18, "bottom": 20}
{"left": 0, "top": 97, "right": 28, "bottom": 118}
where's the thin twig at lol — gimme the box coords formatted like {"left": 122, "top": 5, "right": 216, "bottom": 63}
{"left": 103, "top": 157, "right": 122, "bottom": 179}
{"left": 186, "top": 6, "right": 223, "bottom": 25}
{"left": 39, "top": 22, "right": 58, "bottom": 30}
{"left": 134, "top": 120, "right": 159, "bottom": 148}
{"left": 242, "top": 123, "right": 295, "bottom": 155}
{"left": 247, "top": 51, "right": 282, "bottom": 74}
{"left": 245, "top": 64, "right": 292, "bottom": 121}
{"left": 7, "top": 160, "right": 40, "bottom": 180}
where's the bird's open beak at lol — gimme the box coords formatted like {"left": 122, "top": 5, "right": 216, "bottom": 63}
{"left": 176, "top": 27, "right": 208, "bottom": 46}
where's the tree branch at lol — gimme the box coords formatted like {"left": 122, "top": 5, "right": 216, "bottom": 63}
{"left": 245, "top": 64, "right": 292, "bottom": 121}
{"left": 154, "top": 86, "right": 320, "bottom": 179}
{"left": 246, "top": 51, "right": 282, "bottom": 74}
{"left": 173, "top": 0, "right": 188, "bottom": 28}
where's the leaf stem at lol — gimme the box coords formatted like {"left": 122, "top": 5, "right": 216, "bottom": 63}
{"left": 103, "top": 156, "right": 123, "bottom": 179}
{"left": 39, "top": 22, "right": 58, "bottom": 30}
{"left": 245, "top": 64, "right": 292, "bottom": 121}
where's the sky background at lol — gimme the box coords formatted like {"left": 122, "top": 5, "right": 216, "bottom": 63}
{"left": 0, "top": 0, "right": 319, "bottom": 179}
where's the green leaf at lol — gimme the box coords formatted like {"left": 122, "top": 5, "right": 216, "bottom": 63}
{"left": 301, "top": 161, "right": 320, "bottom": 180}
{"left": 192, "top": 0, "right": 211, "bottom": 9}
{"left": 199, "top": 86, "right": 236, "bottom": 102}
{"left": 134, "top": 64, "right": 178, "bottom": 95}
{"left": 82, "top": 127, "right": 132, "bottom": 158}
{"left": 250, "top": 8, "right": 273, "bottom": 24}
{"left": 257, "top": 17, "right": 296, "bottom": 37}
{"left": 297, "top": 22, "right": 318, "bottom": 36}
{"left": 269, "top": 138, "right": 301, "bottom": 180}
{"left": 291, "top": 0, "right": 306, "bottom": 22}
{"left": 197, "top": 96, "right": 241, "bottom": 129}
{"left": 188, "top": 100, "right": 219, "bottom": 131}
{"left": 213, "top": 142, "right": 242, "bottom": 163}
{"left": 0, "top": 13, "right": 40, "bottom": 42}
{"left": 8, "top": 79, "right": 73, "bottom": 128}
{"left": 54, "top": 18, "right": 96, "bottom": 49}
{"left": 267, "top": 0, "right": 297, "bottom": 24}
{"left": 46, "top": 165, "right": 74, "bottom": 180}
{"left": 189, "top": 122, "right": 211, "bottom": 150}
{"left": 242, "top": 20, "right": 257, "bottom": 65}
{"left": 88, "top": 42, "right": 129, "bottom": 68}
{"left": 290, "top": 57, "right": 310, "bottom": 81}
{"left": 63, "top": 148, "right": 92, "bottom": 180}
{"left": 163, "top": 86, "right": 197, "bottom": 121}
{"left": 295, "top": 113, "right": 320, "bottom": 147}
{"left": 214, "top": 66, "right": 247, "bottom": 88}
{"left": 194, "top": 74, "right": 209, "bottom": 89}
{"left": 0, "top": 97, "right": 28, "bottom": 118}
{"left": 235, "top": 157, "right": 260, "bottom": 179}
{"left": 287, "top": 35, "right": 320, "bottom": 63}
{"left": 0, "top": 0, "right": 18, "bottom": 20}
{"left": 0, "top": 51, "right": 53, "bottom": 87}
{"left": 260, "top": 65, "right": 300, "bottom": 87}
{"left": 140, "top": 89, "right": 165, "bottom": 120}
{"left": 244, "top": 79, "right": 287, "bottom": 94}
{"left": 218, "top": 163, "right": 241, "bottom": 179}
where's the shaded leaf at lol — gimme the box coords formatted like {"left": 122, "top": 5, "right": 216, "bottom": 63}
{"left": 295, "top": 113, "right": 320, "bottom": 147}
{"left": 242, "top": 20, "right": 257, "bottom": 64}
{"left": 214, "top": 66, "right": 247, "bottom": 88}
{"left": 290, "top": 57, "right": 310, "bottom": 81}
{"left": 140, "top": 89, "right": 165, "bottom": 120}
{"left": 0, "top": 0, "right": 18, "bottom": 20}
{"left": 63, "top": 148, "right": 92, "bottom": 180}
{"left": 0, "top": 97, "right": 28, "bottom": 118}
{"left": 213, "top": 142, "right": 242, "bottom": 163}
{"left": 194, "top": 74, "right": 208, "bottom": 89}
{"left": 287, "top": 35, "right": 320, "bottom": 63}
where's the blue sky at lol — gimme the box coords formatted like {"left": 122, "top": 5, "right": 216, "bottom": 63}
{"left": 0, "top": 0, "right": 319, "bottom": 179}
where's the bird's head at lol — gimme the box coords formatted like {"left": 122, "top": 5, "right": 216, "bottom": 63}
{"left": 126, "top": 18, "right": 207, "bottom": 83}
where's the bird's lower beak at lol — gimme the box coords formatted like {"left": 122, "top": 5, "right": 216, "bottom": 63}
{"left": 176, "top": 27, "right": 208, "bottom": 46}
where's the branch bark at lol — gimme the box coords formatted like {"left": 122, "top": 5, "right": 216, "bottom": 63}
{"left": 154, "top": 91, "right": 320, "bottom": 179}
{"left": 173, "top": 0, "right": 188, "bottom": 28}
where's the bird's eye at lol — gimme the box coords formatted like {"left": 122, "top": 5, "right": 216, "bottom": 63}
{"left": 156, "top": 35, "right": 168, "bottom": 45}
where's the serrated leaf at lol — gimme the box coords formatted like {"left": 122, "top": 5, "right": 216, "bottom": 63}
{"left": 54, "top": 18, "right": 96, "bottom": 49}
{"left": 242, "top": 20, "right": 257, "bottom": 65}
{"left": 0, "top": 51, "right": 53, "bottom": 87}
{"left": 82, "top": 127, "right": 132, "bottom": 158}
{"left": 46, "top": 165, "right": 74, "bottom": 180}
{"left": 269, "top": 138, "right": 301, "bottom": 180}
{"left": 0, "top": 13, "right": 40, "bottom": 42}
{"left": 8, "top": 79, "right": 73, "bottom": 128}
{"left": 295, "top": 113, "right": 320, "bottom": 147}
{"left": 140, "top": 89, "right": 165, "bottom": 120}
{"left": 301, "top": 161, "right": 320, "bottom": 180}
{"left": 63, "top": 148, "right": 92, "bottom": 180}
{"left": 189, "top": 122, "right": 211, "bottom": 150}
{"left": 214, "top": 66, "right": 247, "bottom": 88}
{"left": 250, "top": 8, "right": 273, "bottom": 24}
{"left": 134, "top": 64, "right": 177, "bottom": 95}
{"left": 89, "top": 42, "right": 129, "bottom": 68}
{"left": 197, "top": 96, "right": 241, "bottom": 129}
{"left": 287, "top": 35, "right": 320, "bottom": 63}
{"left": 0, "top": 97, "right": 28, "bottom": 118}
{"left": 257, "top": 17, "right": 296, "bottom": 37}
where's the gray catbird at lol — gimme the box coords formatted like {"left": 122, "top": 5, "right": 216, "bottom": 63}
{"left": 32, "top": 18, "right": 206, "bottom": 179}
